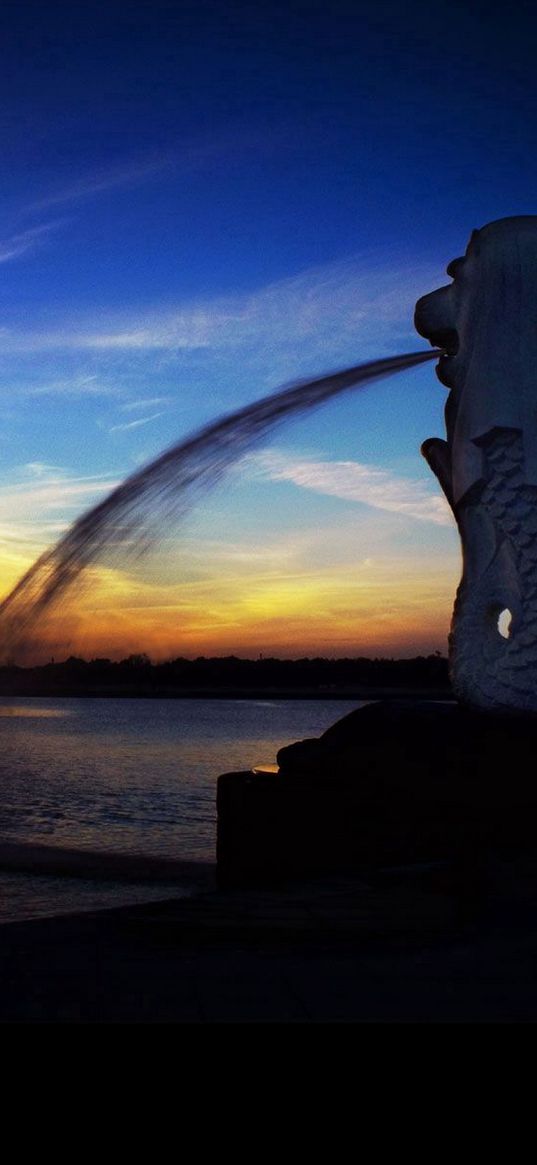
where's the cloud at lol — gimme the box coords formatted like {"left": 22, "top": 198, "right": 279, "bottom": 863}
{"left": 23, "top": 462, "right": 66, "bottom": 477}
{"left": 27, "top": 374, "right": 119, "bottom": 398}
{"left": 0, "top": 466, "right": 122, "bottom": 592}
{"left": 0, "top": 253, "right": 441, "bottom": 368}
{"left": 25, "top": 156, "right": 174, "bottom": 213}
{"left": 0, "top": 470, "right": 119, "bottom": 532}
{"left": 23, "top": 132, "right": 261, "bottom": 215}
{"left": 0, "top": 221, "right": 65, "bottom": 264}
{"left": 119, "top": 396, "right": 171, "bottom": 412}
{"left": 252, "top": 450, "right": 453, "bottom": 526}
{"left": 108, "top": 412, "right": 165, "bottom": 433}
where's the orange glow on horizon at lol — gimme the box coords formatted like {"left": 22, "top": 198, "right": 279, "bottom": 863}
{"left": 1, "top": 552, "right": 459, "bottom": 664}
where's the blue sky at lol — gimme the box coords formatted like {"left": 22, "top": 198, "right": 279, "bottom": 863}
{"left": 0, "top": 0, "right": 536, "bottom": 660}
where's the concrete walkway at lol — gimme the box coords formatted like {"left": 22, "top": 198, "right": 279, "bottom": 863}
{"left": 1, "top": 860, "right": 537, "bottom": 1021}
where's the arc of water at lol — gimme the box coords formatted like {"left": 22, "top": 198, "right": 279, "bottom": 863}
{"left": 0, "top": 349, "right": 437, "bottom": 655}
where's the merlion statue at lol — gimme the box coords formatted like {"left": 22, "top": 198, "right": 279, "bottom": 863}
{"left": 415, "top": 216, "right": 537, "bottom": 714}
{"left": 219, "top": 217, "right": 537, "bottom": 887}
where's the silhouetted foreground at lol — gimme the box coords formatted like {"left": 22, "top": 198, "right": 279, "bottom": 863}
{"left": 0, "top": 653, "right": 450, "bottom": 697}
{"left": 217, "top": 700, "right": 537, "bottom": 887}
{"left": 4, "top": 867, "right": 537, "bottom": 1021}
{"left": 4, "top": 697, "right": 537, "bottom": 1021}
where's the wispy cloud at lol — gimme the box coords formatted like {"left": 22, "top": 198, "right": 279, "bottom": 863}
{"left": 0, "top": 253, "right": 441, "bottom": 367}
{"left": 27, "top": 374, "right": 119, "bottom": 398}
{"left": 23, "top": 462, "right": 66, "bottom": 477}
{"left": 0, "top": 468, "right": 120, "bottom": 587}
{"left": 0, "top": 221, "right": 65, "bottom": 264}
{"left": 0, "top": 469, "right": 119, "bottom": 528}
{"left": 25, "top": 155, "right": 174, "bottom": 213}
{"left": 252, "top": 450, "right": 453, "bottom": 526}
{"left": 119, "top": 396, "right": 171, "bottom": 412}
{"left": 24, "top": 132, "right": 259, "bottom": 215}
{"left": 109, "top": 412, "right": 165, "bottom": 433}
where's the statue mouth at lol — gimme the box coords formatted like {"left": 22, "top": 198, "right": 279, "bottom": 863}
{"left": 414, "top": 293, "right": 459, "bottom": 384}
{"left": 426, "top": 327, "right": 459, "bottom": 357}
{"left": 426, "top": 328, "right": 459, "bottom": 386}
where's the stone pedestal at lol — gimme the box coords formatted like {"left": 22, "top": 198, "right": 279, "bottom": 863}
{"left": 216, "top": 700, "right": 537, "bottom": 888}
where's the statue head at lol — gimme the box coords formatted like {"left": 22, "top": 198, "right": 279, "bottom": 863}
{"left": 415, "top": 217, "right": 537, "bottom": 713}
{"left": 415, "top": 216, "right": 537, "bottom": 507}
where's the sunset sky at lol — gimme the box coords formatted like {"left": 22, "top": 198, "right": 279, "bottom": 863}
{"left": 1, "top": 0, "right": 536, "bottom": 662}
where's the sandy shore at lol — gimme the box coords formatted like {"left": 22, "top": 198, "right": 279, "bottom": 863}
{"left": 2, "top": 858, "right": 537, "bottom": 1022}
{"left": 0, "top": 839, "right": 216, "bottom": 886}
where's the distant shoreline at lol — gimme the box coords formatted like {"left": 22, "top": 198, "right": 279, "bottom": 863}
{"left": 0, "top": 686, "right": 452, "bottom": 700}
{"left": 0, "top": 655, "right": 451, "bottom": 700}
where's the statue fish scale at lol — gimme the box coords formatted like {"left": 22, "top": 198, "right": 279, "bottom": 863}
{"left": 415, "top": 216, "right": 537, "bottom": 714}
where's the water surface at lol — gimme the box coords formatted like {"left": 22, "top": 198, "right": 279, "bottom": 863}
{"left": 0, "top": 696, "right": 360, "bottom": 923}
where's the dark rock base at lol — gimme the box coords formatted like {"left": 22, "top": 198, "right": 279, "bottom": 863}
{"left": 216, "top": 700, "right": 537, "bottom": 888}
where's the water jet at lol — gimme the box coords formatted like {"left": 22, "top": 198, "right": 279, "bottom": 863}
{"left": 0, "top": 348, "right": 436, "bottom": 659}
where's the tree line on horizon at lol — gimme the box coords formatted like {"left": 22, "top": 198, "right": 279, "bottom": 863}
{"left": 0, "top": 652, "right": 450, "bottom": 695}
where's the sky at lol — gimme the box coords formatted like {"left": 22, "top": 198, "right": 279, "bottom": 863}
{"left": 1, "top": 0, "right": 536, "bottom": 662}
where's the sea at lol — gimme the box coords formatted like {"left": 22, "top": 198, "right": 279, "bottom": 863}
{"left": 0, "top": 696, "right": 360, "bottom": 924}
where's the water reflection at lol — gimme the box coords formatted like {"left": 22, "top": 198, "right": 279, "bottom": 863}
{"left": 0, "top": 706, "right": 72, "bottom": 718}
